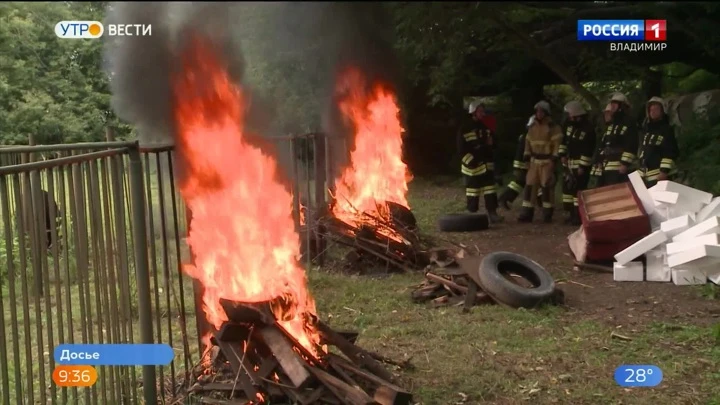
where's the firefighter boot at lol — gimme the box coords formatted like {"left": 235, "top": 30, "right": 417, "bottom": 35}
{"left": 518, "top": 206, "right": 534, "bottom": 223}
{"left": 571, "top": 206, "right": 582, "bottom": 226}
{"left": 542, "top": 207, "right": 554, "bottom": 223}
{"left": 484, "top": 193, "right": 505, "bottom": 223}
{"left": 497, "top": 189, "right": 515, "bottom": 210}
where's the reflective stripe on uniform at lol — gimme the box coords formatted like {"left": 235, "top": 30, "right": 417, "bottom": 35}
{"left": 482, "top": 185, "right": 497, "bottom": 195}
{"left": 660, "top": 158, "right": 675, "bottom": 170}
{"left": 620, "top": 152, "right": 635, "bottom": 164}
{"left": 579, "top": 155, "right": 593, "bottom": 166}
{"left": 461, "top": 164, "right": 487, "bottom": 176}
{"left": 642, "top": 168, "right": 660, "bottom": 181}
{"left": 562, "top": 194, "right": 574, "bottom": 203}
{"left": 604, "top": 161, "right": 622, "bottom": 171}
{"left": 513, "top": 160, "right": 528, "bottom": 170}
{"left": 590, "top": 166, "right": 602, "bottom": 176}
{"left": 573, "top": 197, "right": 580, "bottom": 207}
{"left": 568, "top": 160, "right": 579, "bottom": 169}
{"left": 486, "top": 162, "right": 495, "bottom": 171}
{"left": 521, "top": 200, "right": 534, "bottom": 208}
{"left": 463, "top": 132, "right": 477, "bottom": 141}
{"left": 558, "top": 144, "right": 567, "bottom": 154}
{"left": 508, "top": 181, "right": 523, "bottom": 193}
{"left": 542, "top": 202, "right": 553, "bottom": 208}
{"left": 462, "top": 153, "right": 474, "bottom": 165}
{"left": 466, "top": 187, "right": 482, "bottom": 197}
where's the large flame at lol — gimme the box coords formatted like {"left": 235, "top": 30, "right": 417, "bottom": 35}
{"left": 331, "top": 67, "right": 411, "bottom": 231}
{"left": 172, "top": 36, "right": 320, "bottom": 356}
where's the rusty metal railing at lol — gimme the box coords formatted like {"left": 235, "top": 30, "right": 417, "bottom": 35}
{"left": 0, "top": 130, "right": 333, "bottom": 404}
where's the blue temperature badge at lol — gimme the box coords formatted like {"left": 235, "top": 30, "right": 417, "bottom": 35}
{"left": 614, "top": 365, "right": 663, "bottom": 387}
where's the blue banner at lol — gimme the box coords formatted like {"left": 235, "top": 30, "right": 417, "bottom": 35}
{"left": 577, "top": 20, "right": 645, "bottom": 41}
{"left": 614, "top": 365, "right": 663, "bottom": 387}
{"left": 55, "top": 344, "right": 175, "bottom": 366}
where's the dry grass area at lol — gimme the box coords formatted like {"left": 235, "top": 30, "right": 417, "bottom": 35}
{"left": 310, "top": 177, "right": 720, "bottom": 405}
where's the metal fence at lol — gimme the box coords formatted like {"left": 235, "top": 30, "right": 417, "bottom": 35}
{"left": 0, "top": 131, "right": 334, "bottom": 404}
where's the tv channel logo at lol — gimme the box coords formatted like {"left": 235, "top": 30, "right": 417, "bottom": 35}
{"left": 55, "top": 21, "right": 104, "bottom": 39}
{"left": 577, "top": 20, "right": 667, "bottom": 41}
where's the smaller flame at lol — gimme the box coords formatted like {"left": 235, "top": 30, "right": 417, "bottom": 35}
{"left": 330, "top": 67, "right": 412, "bottom": 239}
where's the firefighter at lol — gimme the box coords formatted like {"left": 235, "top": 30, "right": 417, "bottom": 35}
{"left": 459, "top": 101, "right": 504, "bottom": 223}
{"left": 591, "top": 103, "right": 614, "bottom": 179}
{"left": 638, "top": 97, "right": 679, "bottom": 187}
{"left": 559, "top": 100, "right": 596, "bottom": 226}
{"left": 498, "top": 115, "right": 543, "bottom": 209}
{"left": 594, "top": 92, "right": 638, "bottom": 186}
{"left": 518, "top": 101, "right": 563, "bottom": 223}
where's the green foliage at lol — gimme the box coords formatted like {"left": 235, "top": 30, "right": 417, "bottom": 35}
{"left": 0, "top": 2, "right": 126, "bottom": 145}
{"left": 676, "top": 110, "right": 720, "bottom": 194}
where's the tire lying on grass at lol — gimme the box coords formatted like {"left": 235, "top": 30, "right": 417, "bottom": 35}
{"left": 477, "top": 251, "right": 556, "bottom": 309}
{"left": 437, "top": 213, "right": 490, "bottom": 232}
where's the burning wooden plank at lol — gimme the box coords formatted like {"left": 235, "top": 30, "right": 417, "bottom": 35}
{"left": 189, "top": 299, "right": 413, "bottom": 405}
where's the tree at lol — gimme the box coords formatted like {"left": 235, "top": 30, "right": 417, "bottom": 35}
{"left": 0, "top": 2, "right": 125, "bottom": 145}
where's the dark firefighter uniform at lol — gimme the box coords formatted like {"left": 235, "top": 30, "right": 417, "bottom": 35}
{"left": 518, "top": 101, "right": 563, "bottom": 223}
{"left": 594, "top": 95, "right": 639, "bottom": 186}
{"left": 639, "top": 97, "right": 679, "bottom": 187}
{"left": 498, "top": 131, "right": 543, "bottom": 208}
{"left": 559, "top": 107, "right": 596, "bottom": 225}
{"left": 458, "top": 120, "right": 500, "bottom": 217}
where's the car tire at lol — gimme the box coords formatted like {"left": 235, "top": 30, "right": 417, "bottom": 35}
{"left": 476, "top": 251, "right": 556, "bottom": 308}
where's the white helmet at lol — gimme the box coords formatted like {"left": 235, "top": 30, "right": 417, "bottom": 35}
{"left": 563, "top": 100, "right": 586, "bottom": 117}
{"left": 468, "top": 100, "right": 485, "bottom": 114}
{"left": 646, "top": 96, "right": 666, "bottom": 112}
{"left": 526, "top": 115, "right": 536, "bottom": 128}
{"left": 610, "top": 92, "right": 629, "bottom": 105}
{"left": 534, "top": 100, "right": 550, "bottom": 114}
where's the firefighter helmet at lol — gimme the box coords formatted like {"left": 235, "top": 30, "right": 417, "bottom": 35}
{"left": 534, "top": 100, "right": 551, "bottom": 114}
{"left": 610, "top": 92, "right": 630, "bottom": 106}
{"left": 646, "top": 96, "right": 666, "bottom": 112}
{"left": 564, "top": 100, "right": 587, "bottom": 117}
{"left": 468, "top": 100, "right": 485, "bottom": 114}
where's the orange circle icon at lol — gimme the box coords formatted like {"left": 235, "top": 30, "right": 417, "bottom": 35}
{"left": 88, "top": 24, "right": 101, "bottom": 36}
{"left": 52, "top": 365, "right": 98, "bottom": 387}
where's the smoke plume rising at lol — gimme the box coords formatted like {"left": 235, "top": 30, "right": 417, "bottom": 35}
{"left": 103, "top": 2, "right": 252, "bottom": 146}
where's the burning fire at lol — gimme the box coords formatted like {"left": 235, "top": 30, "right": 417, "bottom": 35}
{"left": 331, "top": 67, "right": 412, "bottom": 233}
{"left": 172, "top": 36, "right": 320, "bottom": 357}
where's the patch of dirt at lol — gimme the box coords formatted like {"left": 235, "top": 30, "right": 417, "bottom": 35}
{"left": 442, "top": 210, "right": 720, "bottom": 328}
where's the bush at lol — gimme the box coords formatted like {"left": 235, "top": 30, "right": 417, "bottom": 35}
{"left": 676, "top": 109, "right": 720, "bottom": 194}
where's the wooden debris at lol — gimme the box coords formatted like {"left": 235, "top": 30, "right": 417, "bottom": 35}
{"left": 411, "top": 270, "right": 494, "bottom": 308}
{"left": 187, "top": 300, "right": 413, "bottom": 405}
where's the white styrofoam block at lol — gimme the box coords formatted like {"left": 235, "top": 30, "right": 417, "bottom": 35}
{"left": 629, "top": 171, "right": 655, "bottom": 214}
{"left": 650, "top": 211, "right": 666, "bottom": 229}
{"left": 672, "top": 268, "right": 707, "bottom": 285}
{"left": 666, "top": 233, "right": 720, "bottom": 255}
{"left": 697, "top": 197, "right": 720, "bottom": 223}
{"left": 660, "top": 214, "right": 695, "bottom": 238}
{"left": 667, "top": 245, "right": 720, "bottom": 268}
{"left": 653, "top": 181, "right": 713, "bottom": 205}
{"left": 645, "top": 250, "right": 671, "bottom": 282}
{"left": 672, "top": 216, "right": 720, "bottom": 242}
{"left": 614, "top": 230, "right": 668, "bottom": 265}
{"left": 650, "top": 190, "right": 679, "bottom": 205}
{"left": 706, "top": 268, "right": 720, "bottom": 285}
{"left": 614, "top": 261, "right": 644, "bottom": 281}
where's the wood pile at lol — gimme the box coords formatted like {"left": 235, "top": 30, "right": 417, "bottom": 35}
{"left": 318, "top": 202, "right": 430, "bottom": 273}
{"left": 187, "top": 298, "right": 413, "bottom": 405}
{"left": 411, "top": 251, "right": 493, "bottom": 311}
